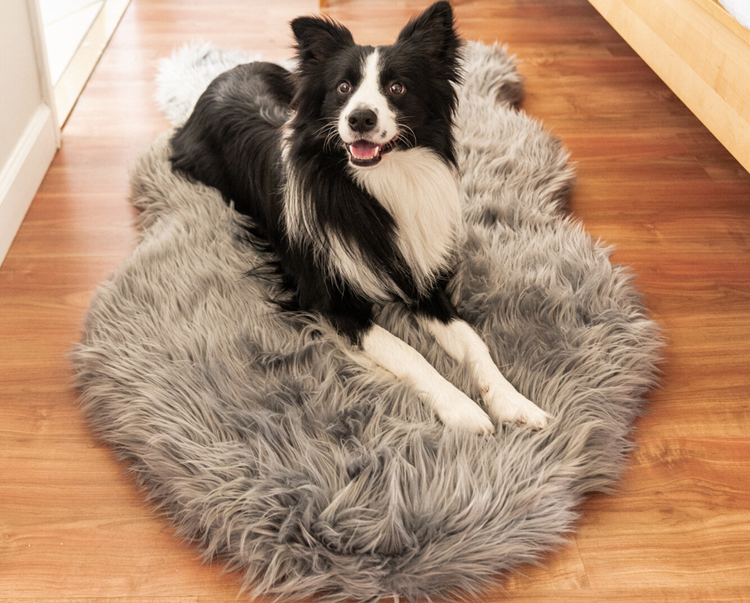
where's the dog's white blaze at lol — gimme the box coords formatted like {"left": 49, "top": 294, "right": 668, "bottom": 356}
{"left": 353, "top": 147, "right": 461, "bottom": 293}
{"left": 339, "top": 50, "right": 398, "bottom": 145}
{"left": 424, "top": 318, "right": 550, "bottom": 429}
{"left": 361, "top": 324, "right": 494, "bottom": 434}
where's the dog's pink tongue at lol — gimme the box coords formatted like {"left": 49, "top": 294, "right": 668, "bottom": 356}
{"left": 351, "top": 140, "right": 379, "bottom": 159}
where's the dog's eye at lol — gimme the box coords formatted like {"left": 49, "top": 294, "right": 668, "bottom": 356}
{"left": 337, "top": 81, "right": 352, "bottom": 95}
{"left": 388, "top": 82, "right": 406, "bottom": 96}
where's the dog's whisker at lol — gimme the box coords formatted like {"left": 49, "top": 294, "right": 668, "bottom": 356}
{"left": 313, "top": 120, "right": 337, "bottom": 138}
{"left": 397, "top": 125, "right": 416, "bottom": 149}
{"left": 324, "top": 131, "right": 340, "bottom": 153}
{"left": 315, "top": 121, "right": 342, "bottom": 153}
{"left": 395, "top": 122, "right": 417, "bottom": 149}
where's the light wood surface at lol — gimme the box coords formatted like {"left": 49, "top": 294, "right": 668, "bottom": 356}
{"left": 1, "top": 0, "right": 749, "bottom": 601}
{"left": 588, "top": 0, "right": 750, "bottom": 173}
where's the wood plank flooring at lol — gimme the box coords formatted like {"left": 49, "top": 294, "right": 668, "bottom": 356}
{"left": 1, "top": 0, "right": 749, "bottom": 601}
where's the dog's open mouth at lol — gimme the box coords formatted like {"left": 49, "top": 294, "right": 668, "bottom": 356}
{"left": 346, "top": 139, "right": 396, "bottom": 167}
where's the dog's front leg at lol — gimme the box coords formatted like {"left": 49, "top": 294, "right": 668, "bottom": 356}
{"left": 424, "top": 318, "right": 551, "bottom": 429}
{"left": 361, "top": 324, "right": 495, "bottom": 435}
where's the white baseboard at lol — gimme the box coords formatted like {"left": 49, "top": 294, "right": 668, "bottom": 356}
{"left": 0, "top": 104, "right": 58, "bottom": 267}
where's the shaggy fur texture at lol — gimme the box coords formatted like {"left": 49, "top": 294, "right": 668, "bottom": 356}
{"left": 71, "top": 41, "right": 662, "bottom": 602}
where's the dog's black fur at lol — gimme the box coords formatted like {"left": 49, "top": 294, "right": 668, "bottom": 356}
{"left": 170, "top": 2, "right": 461, "bottom": 345}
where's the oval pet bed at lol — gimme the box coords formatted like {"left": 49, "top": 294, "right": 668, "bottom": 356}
{"left": 71, "top": 42, "right": 662, "bottom": 602}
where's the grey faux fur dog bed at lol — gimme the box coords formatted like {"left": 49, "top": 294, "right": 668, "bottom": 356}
{"left": 71, "top": 42, "right": 662, "bottom": 602}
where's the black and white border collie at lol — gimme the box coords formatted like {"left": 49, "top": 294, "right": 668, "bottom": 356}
{"left": 170, "top": 1, "right": 550, "bottom": 434}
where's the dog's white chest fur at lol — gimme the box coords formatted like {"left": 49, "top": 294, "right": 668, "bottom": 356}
{"left": 352, "top": 147, "right": 461, "bottom": 293}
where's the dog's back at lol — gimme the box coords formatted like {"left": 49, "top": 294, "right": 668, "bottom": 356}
{"left": 170, "top": 61, "right": 293, "bottom": 246}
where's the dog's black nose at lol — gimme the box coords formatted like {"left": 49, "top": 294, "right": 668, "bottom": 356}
{"left": 348, "top": 108, "right": 377, "bottom": 133}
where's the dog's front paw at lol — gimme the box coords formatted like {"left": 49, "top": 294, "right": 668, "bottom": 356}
{"left": 483, "top": 383, "right": 551, "bottom": 430}
{"left": 428, "top": 385, "right": 495, "bottom": 436}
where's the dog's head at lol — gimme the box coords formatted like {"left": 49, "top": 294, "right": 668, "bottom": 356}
{"left": 290, "top": 1, "right": 462, "bottom": 168}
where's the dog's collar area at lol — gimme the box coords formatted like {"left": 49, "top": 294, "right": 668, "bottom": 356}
{"left": 346, "top": 139, "right": 397, "bottom": 167}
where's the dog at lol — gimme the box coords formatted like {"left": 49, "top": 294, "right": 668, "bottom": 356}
{"left": 169, "top": 1, "right": 550, "bottom": 434}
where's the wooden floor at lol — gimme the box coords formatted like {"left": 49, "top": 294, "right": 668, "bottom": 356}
{"left": 2, "top": 0, "right": 749, "bottom": 601}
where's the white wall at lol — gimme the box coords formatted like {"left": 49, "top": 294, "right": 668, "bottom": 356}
{"left": 0, "top": 0, "right": 59, "bottom": 267}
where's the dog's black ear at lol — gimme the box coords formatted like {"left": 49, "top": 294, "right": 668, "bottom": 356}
{"left": 396, "top": 1, "right": 461, "bottom": 69}
{"left": 291, "top": 16, "right": 354, "bottom": 64}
